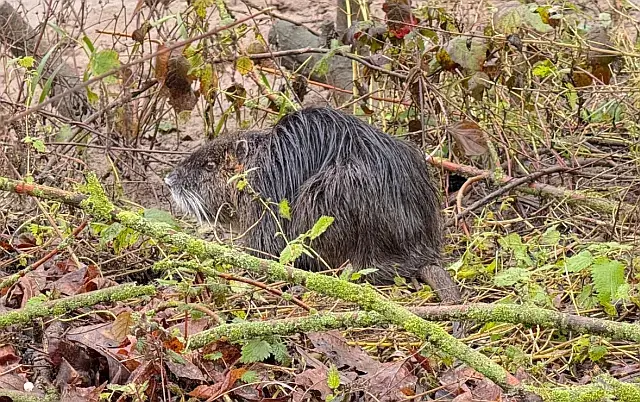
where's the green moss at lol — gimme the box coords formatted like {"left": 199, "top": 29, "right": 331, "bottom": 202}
{"left": 79, "top": 172, "right": 115, "bottom": 221}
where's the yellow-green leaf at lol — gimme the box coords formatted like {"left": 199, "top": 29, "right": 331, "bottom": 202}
{"left": 235, "top": 56, "right": 254, "bottom": 76}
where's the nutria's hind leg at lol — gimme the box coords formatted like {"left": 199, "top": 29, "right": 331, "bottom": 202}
{"left": 419, "top": 264, "right": 466, "bottom": 339}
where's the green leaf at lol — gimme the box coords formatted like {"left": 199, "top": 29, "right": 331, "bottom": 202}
{"left": 540, "top": 226, "right": 561, "bottom": 245}
{"left": 240, "top": 339, "right": 272, "bottom": 363}
{"left": 444, "top": 37, "right": 488, "bottom": 72}
{"left": 17, "top": 56, "right": 36, "bottom": 69}
{"left": 86, "top": 86, "right": 99, "bottom": 104}
{"left": 279, "top": 242, "right": 305, "bottom": 265}
{"left": 588, "top": 345, "right": 608, "bottom": 362}
{"left": 564, "top": 250, "right": 594, "bottom": 273}
{"left": 532, "top": 59, "right": 556, "bottom": 79}
{"left": 350, "top": 267, "right": 378, "bottom": 281}
{"left": 591, "top": 257, "right": 626, "bottom": 304}
{"left": 100, "top": 222, "right": 126, "bottom": 244}
{"left": 327, "top": 364, "right": 340, "bottom": 390}
{"left": 143, "top": 208, "right": 180, "bottom": 230}
{"left": 90, "top": 49, "right": 120, "bottom": 76}
{"left": 270, "top": 339, "right": 290, "bottom": 364}
{"left": 82, "top": 34, "right": 95, "bottom": 54}
{"left": 493, "top": 3, "right": 552, "bottom": 34}
{"left": 279, "top": 199, "right": 291, "bottom": 220}
{"left": 498, "top": 233, "right": 532, "bottom": 266}
{"left": 240, "top": 370, "right": 259, "bottom": 384}
{"left": 235, "top": 56, "right": 254, "bottom": 76}
{"left": 24, "top": 137, "right": 47, "bottom": 153}
{"left": 309, "top": 216, "right": 334, "bottom": 240}
{"left": 204, "top": 352, "right": 223, "bottom": 361}
{"left": 494, "top": 267, "right": 531, "bottom": 287}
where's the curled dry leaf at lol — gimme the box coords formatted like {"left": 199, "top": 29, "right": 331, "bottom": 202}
{"left": 448, "top": 120, "right": 488, "bottom": 157}
{"left": 155, "top": 43, "right": 198, "bottom": 113}
{"left": 226, "top": 84, "right": 247, "bottom": 108}
{"left": 0, "top": 345, "right": 20, "bottom": 366}
{"left": 132, "top": 22, "right": 151, "bottom": 44}
{"left": 66, "top": 323, "right": 131, "bottom": 384}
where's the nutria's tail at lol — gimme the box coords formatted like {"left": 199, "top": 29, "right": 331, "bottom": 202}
{"left": 419, "top": 265, "right": 466, "bottom": 338}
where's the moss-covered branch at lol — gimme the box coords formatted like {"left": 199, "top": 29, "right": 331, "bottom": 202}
{"left": 411, "top": 304, "right": 640, "bottom": 343}
{"left": 0, "top": 389, "right": 58, "bottom": 402}
{"left": 531, "top": 374, "right": 640, "bottom": 402}
{"left": 0, "top": 283, "right": 155, "bottom": 330}
{"left": 187, "top": 310, "right": 386, "bottom": 350}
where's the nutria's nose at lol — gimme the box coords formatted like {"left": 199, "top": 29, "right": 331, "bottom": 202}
{"left": 164, "top": 175, "right": 173, "bottom": 187}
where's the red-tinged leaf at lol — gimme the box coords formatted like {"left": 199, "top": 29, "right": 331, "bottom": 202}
{"left": 77, "top": 277, "right": 118, "bottom": 293}
{"left": 126, "top": 360, "right": 162, "bottom": 394}
{"left": 383, "top": 0, "right": 418, "bottom": 39}
{"left": 408, "top": 347, "right": 435, "bottom": 373}
{"left": 472, "top": 378, "right": 503, "bottom": 401}
{"left": 7, "top": 276, "right": 41, "bottom": 308}
{"left": 114, "top": 335, "right": 141, "bottom": 372}
{"left": 0, "top": 345, "right": 20, "bottom": 366}
{"left": 55, "top": 358, "right": 82, "bottom": 387}
{"left": 163, "top": 336, "right": 185, "bottom": 353}
{"left": 203, "top": 340, "right": 242, "bottom": 365}
{"left": 360, "top": 360, "right": 418, "bottom": 400}
{"left": 13, "top": 232, "right": 37, "bottom": 249}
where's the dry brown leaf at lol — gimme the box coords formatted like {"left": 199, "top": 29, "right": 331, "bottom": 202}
{"left": 154, "top": 43, "right": 170, "bottom": 84}
{"left": 189, "top": 367, "right": 246, "bottom": 399}
{"left": 359, "top": 360, "right": 418, "bottom": 402}
{"left": 307, "top": 330, "right": 378, "bottom": 373}
{"left": 165, "top": 352, "right": 206, "bottom": 381}
{"left": 66, "top": 324, "right": 130, "bottom": 384}
{"left": 0, "top": 370, "right": 30, "bottom": 392}
{"left": 448, "top": 120, "right": 488, "bottom": 157}
{"left": 60, "top": 384, "right": 105, "bottom": 402}
{"left": 111, "top": 311, "right": 134, "bottom": 342}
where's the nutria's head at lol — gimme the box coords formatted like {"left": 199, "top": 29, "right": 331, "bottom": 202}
{"left": 164, "top": 132, "right": 259, "bottom": 225}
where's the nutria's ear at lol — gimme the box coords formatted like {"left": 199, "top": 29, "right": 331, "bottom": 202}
{"left": 234, "top": 139, "right": 249, "bottom": 160}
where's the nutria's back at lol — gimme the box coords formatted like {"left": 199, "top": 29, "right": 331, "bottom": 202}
{"left": 165, "top": 107, "right": 460, "bottom": 304}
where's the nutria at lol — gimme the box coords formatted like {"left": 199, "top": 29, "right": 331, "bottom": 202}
{"left": 164, "top": 107, "right": 461, "bottom": 305}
